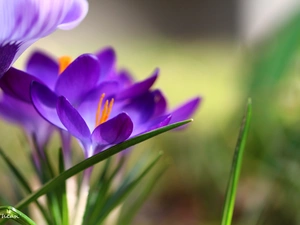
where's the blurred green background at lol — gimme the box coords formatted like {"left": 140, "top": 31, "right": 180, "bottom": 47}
{"left": 3, "top": 0, "right": 300, "bottom": 224}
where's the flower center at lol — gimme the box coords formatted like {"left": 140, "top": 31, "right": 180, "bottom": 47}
{"left": 95, "top": 93, "right": 114, "bottom": 127}
{"left": 58, "top": 56, "right": 72, "bottom": 74}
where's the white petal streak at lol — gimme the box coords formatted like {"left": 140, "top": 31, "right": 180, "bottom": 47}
{"left": 0, "top": 0, "right": 88, "bottom": 44}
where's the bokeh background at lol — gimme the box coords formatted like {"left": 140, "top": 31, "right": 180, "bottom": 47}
{"left": 2, "top": 0, "right": 300, "bottom": 224}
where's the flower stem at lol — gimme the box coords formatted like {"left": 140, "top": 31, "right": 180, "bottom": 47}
{"left": 72, "top": 168, "right": 92, "bottom": 225}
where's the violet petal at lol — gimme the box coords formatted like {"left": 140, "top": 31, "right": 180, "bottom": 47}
{"left": 0, "top": 0, "right": 88, "bottom": 72}
{"left": 0, "top": 67, "right": 42, "bottom": 103}
{"left": 30, "top": 81, "right": 63, "bottom": 128}
{"left": 26, "top": 51, "right": 58, "bottom": 90}
{"left": 55, "top": 54, "right": 101, "bottom": 104}
{"left": 58, "top": 0, "right": 89, "bottom": 30}
{"left": 116, "top": 69, "right": 134, "bottom": 89}
{"left": 57, "top": 96, "right": 91, "bottom": 142}
{"left": 92, "top": 113, "right": 133, "bottom": 145}
{"left": 0, "top": 43, "right": 19, "bottom": 76}
{"left": 116, "top": 68, "right": 159, "bottom": 100}
{"left": 122, "top": 92, "right": 156, "bottom": 124}
{"left": 0, "top": 94, "right": 41, "bottom": 131}
{"left": 152, "top": 89, "right": 167, "bottom": 117}
{"left": 132, "top": 114, "right": 172, "bottom": 136}
{"left": 77, "top": 81, "right": 119, "bottom": 130}
{"left": 170, "top": 97, "right": 201, "bottom": 123}
{"left": 96, "top": 47, "right": 116, "bottom": 80}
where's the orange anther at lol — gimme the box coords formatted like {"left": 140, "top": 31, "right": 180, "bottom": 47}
{"left": 99, "top": 100, "right": 109, "bottom": 124}
{"left": 58, "top": 56, "right": 72, "bottom": 74}
{"left": 95, "top": 94, "right": 114, "bottom": 127}
{"left": 95, "top": 94, "right": 105, "bottom": 126}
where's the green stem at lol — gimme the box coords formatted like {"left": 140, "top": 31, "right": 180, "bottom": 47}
{"left": 15, "top": 119, "right": 192, "bottom": 210}
{"left": 0, "top": 206, "right": 36, "bottom": 225}
{"left": 221, "top": 99, "right": 252, "bottom": 225}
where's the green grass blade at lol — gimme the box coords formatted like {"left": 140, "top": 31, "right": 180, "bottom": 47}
{"left": 15, "top": 119, "right": 192, "bottom": 209}
{"left": 118, "top": 163, "right": 168, "bottom": 225}
{"left": 0, "top": 148, "right": 52, "bottom": 224}
{"left": 58, "top": 149, "right": 69, "bottom": 225}
{"left": 85, "top": 157, "right": 125, "bottom": 223}
{"left": 0, "top": 206, "right": 36, "bottom": 225}
{"left": 221, "top": 99, "right": 252, "bottom": 225}
{"left": 0, "top": 148, "right": 32, "bottom": 193}
{"left": 250, "top": 11, "right": 300, "bottom": 90}
{"left": 93, "top": 151, "right": 163, "bottom": 225}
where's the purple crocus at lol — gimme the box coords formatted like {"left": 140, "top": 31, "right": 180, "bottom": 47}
{"left": 0, "top": 48, "right": 200, "bottom": 160}
{"left": 0, "top": 0, "right": 88, "bottom": 76}
{"left": 0, "top": 47, "right": 200, "bottom": 225}
{"left": 26, "top": 48, "right": 201, "bottom": 158}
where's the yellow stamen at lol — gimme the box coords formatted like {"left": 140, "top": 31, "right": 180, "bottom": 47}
{"left": 58, "top": 56, "right": 72, "bottom": 74}
{"left": 95, "top": 94, "right": 115, "bottom": 127}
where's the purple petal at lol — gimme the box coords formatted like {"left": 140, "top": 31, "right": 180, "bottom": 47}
{"left": 96, "top": 47, "right": 116, "bottom": 80}
{"left": 0, "top": 67, "right": 42, "bottom": 103}
{"left": 0, "top": 0, "right": 88, "bottom": 72}
{"left": 0, "top": 93, "right": 54, "bottom": 149}
{"left": 55, "top": 54, "right": 101, "bottom": 104}
{"left": 152, "top": 89, "right": 167, "bottom": 117}
{"left": 26, "top": 50, "right": 58, "bottom": 90}
{"left": 116, "top": 69, "right": 159, "bottom": 100}
{"left": 0, "top": 43, "right": 19, "bottom": 76}
{"left": 170, "top": 97, "right": 201, "bottom": 123}
{"left": 92, "top": 113, "right": 133, "bottom": 145}
{"left": 122, "top": 92, "right": 156, "bottom": 124}
{"left": 30, "top": 81, "right": 63, "bottom": 128}
{"left": 0, "top": 0, "right": 87, "bottom": 41}
{"left": 77, "top": 81, "right": 120, "bottom": 130}
{"left": 132, "top": 114, "right": 172, "bottom": 136}
{"left": 57, "top": 96, "right": 91, "bottom": 142}
{"left": 0, "top": 93, "right": 40, "bottom": 129}
{"left": 116, "top": 69, "right": 134, "bottom": 89}
{"left": 58, "top": 0, "right": 89, "bottom": 30}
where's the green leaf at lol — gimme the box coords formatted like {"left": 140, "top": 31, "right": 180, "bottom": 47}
{"left": 0, "top": 148, "right": 32, "bottom": 194}
{"left": 0, "top": 206, "right": 36, "bottom": 225}
{"left": 250, "top": 11, "right": 300, "bottom": 90}
{"left": 15, "top": 119, "right": 192, "bottom": 210}
{"left": 118, "top": 163, "right": 168, "bottom": 225}
{"left": 58, "top": 149, "right": 69, "bottom": 225}
{"left": 93, "top": 151, "right": 163, "bottom": 224}
{"left": 221, "top": 99, "right": 252, "bottom": 225}
{"left": 84, "top": 156, "right": 125, "bottom": 223}
{"left": 0, "top": 148, "right": 51, "bottom": 224}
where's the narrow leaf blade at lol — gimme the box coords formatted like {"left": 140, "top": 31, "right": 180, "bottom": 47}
{"left": 221, "top": 99, "right": 252, "bottom": 225}
{"left": 15, "top": 119, "right": 192, "bottom": 209}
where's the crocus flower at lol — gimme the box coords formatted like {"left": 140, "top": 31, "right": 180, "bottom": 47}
{"left": 27, "top": 49, "right": 200, "bottom": 158}
{"left": 0, "top": 47, "right": 200, "bottom": 160}
{"left": 0, "top": 0, "right": 88, "bottom": 77}
{"left": 0, "top": 47, "right": 200, "bottom": 225}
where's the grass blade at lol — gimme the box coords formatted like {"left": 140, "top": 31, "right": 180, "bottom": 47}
{"left": 0, "top": 206, "right": 36, "bottom": 225}
{"left": 118, "top": 163, "right": 168, "bottom": 225}
{"left": 15, "top": 119, "right": 192, "bottom": 209}
{"left": 58, "top": 148, "right": 69, "bottom": 225}
{"left": 0, "top": 148, "right": 52, "bottom": 224}
{"left": 221, "top": 99, "right": 252, "bottom": 225}
{"left": 93, "top": 151, "right": 163, "bottom": 224}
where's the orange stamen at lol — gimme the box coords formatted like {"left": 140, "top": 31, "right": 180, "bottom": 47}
{"left": 100, "top": 100, "right": 109, "bottom": 124}
{"left": 95, "top": 94, "right": 105, "bottom": 126}
{"left": 58, "top": 56, "right": 72, "bottom": 74}
{"left": 105, "top": 98, "right": 114, "bottom": 121}
{"left": 95, "top": 94, "right": 114, "bottom": 127}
